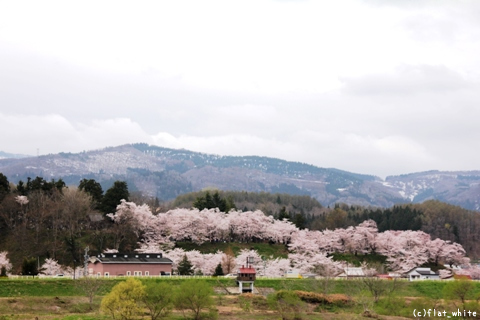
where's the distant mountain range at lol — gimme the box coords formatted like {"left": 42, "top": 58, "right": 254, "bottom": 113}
{"left": 0, "top": 151, "right": 31, "bottom": 159}
{"left": 1, "top": 143, "right": 479, "bottom": 210}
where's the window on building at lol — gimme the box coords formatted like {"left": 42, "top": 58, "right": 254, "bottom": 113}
{"left": 134, "top": 271, "right": 142, "bottom": 276}
{"left": 104, "top": 272, "right": 110, "bottom": 277}
{"left": 126, "top": 271, "right": 131, "bottom": 276}
{"left": 145, "top": 271, "right": 149, "bottom": 276}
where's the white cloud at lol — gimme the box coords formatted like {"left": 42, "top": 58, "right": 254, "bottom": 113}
{"left": 1, "top": 0, "right": 480, "bottom": 178}
{"left": 0, "top": 114, "right": 152, "bottom": 155}
{"left": 340, "top": 64, "right": 470, "bottom": 96}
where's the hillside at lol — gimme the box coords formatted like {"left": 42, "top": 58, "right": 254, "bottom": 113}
{"left": 1, "top": 143, "right": 480, "bottom": 210}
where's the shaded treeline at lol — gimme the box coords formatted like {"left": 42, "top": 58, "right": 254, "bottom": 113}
{"left": 0, "top": 173, "right": 139, "bottom": 273}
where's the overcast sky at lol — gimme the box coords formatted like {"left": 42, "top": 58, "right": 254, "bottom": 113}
{"left": 1, "top": 0, "right": 479, "bottom": 179}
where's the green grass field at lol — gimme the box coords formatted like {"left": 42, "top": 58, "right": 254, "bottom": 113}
{"left": 2, "top": 277, "right": 480, "bottom": 319}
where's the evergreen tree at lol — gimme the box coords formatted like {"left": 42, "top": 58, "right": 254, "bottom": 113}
{"left": 293, "top": 213, "right": 306, "bottom": 229}
{"left": 193, "top": 190, "right": 236, "bottom": 212}
{"left": 100, "top": 181, "right": 129, "bottom": 214}
{"left": 0, "top": 173, "right": 9, "bottom": 201}
{"left": 278, "top": 206, "right": 290, "bottom": 220}
{"left": 204, "top": 191, "right": 214, "bottom": 209}
{"left": 0, "top": 266, "right": 7, "bottom": 277}
{"left": 177, "top": 255, "right": 194, "bottom": 275}
{"left": 79, "top": 178, "right": 104, "bottom": 209}
{"left": 21, "top": 257, "right": 39, "bottom": 278}
{"left": 214, "top": 263, "right": 224, "bottom": 276}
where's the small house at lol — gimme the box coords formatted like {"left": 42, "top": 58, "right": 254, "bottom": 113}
{"left": 405, "top": 267, "right": 440, "bottom": 281}
{"left": 337, "top": 267, "right": 365, "bottom": 278}
{"left": 88, "top": 253, "right": 173, "bottom": 277}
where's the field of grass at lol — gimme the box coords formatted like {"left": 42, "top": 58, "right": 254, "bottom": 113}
{"left": 1, "top": 277, "right": 473, "bottom": 298}
{"left": 2, "top": 277, "right": 480, "bottom": 319}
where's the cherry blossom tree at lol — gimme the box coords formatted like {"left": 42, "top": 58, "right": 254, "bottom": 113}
{"left": 41, "top": 258, "right": 65, "bottom": 276}
{"left": 0, "top": 252, "right": 12, "bottom": 275}
{"left": 15, "top": 195, "right": 29, "bottom": 205}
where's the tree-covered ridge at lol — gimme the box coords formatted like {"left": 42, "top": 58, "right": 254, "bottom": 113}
{"left": 132, "top": 143, "right": 377, "bottom": 181}
{"left": 3, "top": 143, "right": 480, "bottom": 209}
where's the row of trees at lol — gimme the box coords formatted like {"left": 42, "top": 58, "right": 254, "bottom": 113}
{"left": 105, "top": 200, "right": 469, "bottom": 275}
{"left": 0, "top": 173, "right": 133, "bottom": 272}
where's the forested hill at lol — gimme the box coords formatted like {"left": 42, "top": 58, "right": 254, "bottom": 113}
{"left": 1, "top": 143, "right": 480, "bottom": 210}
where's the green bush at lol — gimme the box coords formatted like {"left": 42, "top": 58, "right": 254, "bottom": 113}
{"left": 174, "top": 280, "right": 215, "bottom": 320}
{"left": 100, "top": 278, "right": 145, "bottom": 320}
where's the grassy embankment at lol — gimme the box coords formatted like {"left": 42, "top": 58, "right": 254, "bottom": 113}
{"left": 2, "top": 277, "right": 480, "bottom": 320}
{"left": 1, "top": 244, "right": 478, "bottom": 319}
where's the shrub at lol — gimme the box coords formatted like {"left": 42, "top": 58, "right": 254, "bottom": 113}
{"left": 142, "top": 282, "right": 174, "bottom": 320}
{"left": 294, "top": 290, "right": 351, "bottom": 306}
{"left": 100, "top": 278, "right": 145, "bottom": 320}
{"left": 175, "top": 280, "right": 216, "bottom": 320}
{"left": 268, "top": 290, "right": 306, "bottom": 320}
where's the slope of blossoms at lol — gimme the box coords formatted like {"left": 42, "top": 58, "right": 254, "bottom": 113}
{"left": 107, "top": 200, "right": 470, "bottom": 275}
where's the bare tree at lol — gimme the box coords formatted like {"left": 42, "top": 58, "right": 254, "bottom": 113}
{"left": 75, "top": 276, "right": 104, "bottom": 310}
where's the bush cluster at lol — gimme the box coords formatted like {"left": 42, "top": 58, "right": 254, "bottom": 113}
{"left": 294, "top": 290, "right": 351, "bottom": 306}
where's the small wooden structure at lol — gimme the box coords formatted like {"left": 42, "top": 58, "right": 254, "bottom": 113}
{"left": 237, "top": 257, "right": 256, "bottom": 293}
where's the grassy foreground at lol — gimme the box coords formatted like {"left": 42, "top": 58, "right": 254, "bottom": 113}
{"left": 1, "top": 277, "right": 480, "bottom": 319}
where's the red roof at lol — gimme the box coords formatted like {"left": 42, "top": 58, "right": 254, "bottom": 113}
{"left": 239, "top": 267, "right": 256, "bottom": 274}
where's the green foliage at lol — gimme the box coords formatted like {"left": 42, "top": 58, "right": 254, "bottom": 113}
{"left": 331, "top": 253, "right": 387, "bottom": 267}
{"left": 17, "top": 176, "right": 65, "bottom": 195}
{"left": 100, "top": 180, "right": 129, "bottom": 214}
{"left": 267, "top": 290, "right": 306, "bottom": 320}
{"left": 78, "top": 178, "right": 104, "bottom": 209}
{"left": 278, "top": 206, "right": 290, "bottom": 220}
{"left": 312, "top": 204, "right": 423, "bottom": 232}
{"left": 443, "top": 279, "right": 476, "bottom": 306}
{"left": 237, "top": 294, "right": 253, "bottom": 312}
{"left": 0, "top": 173, "right": 9, "bottom": 201}
{"left": 214, "top": 263, "right": 224, "bottom": 276}
{"left": 100, "top": 278, "right": 145, "bottom": 320}
{"left": 174, "top": 280, "right": 216, "bottom": 320}
{"left": 21, "top": 257, "right": 39, "bottom": 278}
{"left": 193, "top": 190, "right": 236, "bottom": 212}
{"left": 142, "top": 282, "right": 174, "bottom": 320}
{"left": 177, "top": 254, "right": 194, "bottom": 275}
